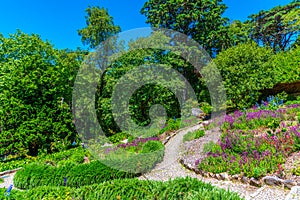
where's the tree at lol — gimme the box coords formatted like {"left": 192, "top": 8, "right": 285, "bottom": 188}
{"left": 140, "top": 0, "right": 230, "bottom": 57}
{"left": 211, "top": 42, "right": 275, "bottom": 109}
{"left": 247, "top": 0, "right": 300, "bottom": 51}
{"left": 94, "top": 32, "right": 207, "bottom": 135}
{"left": 0, "top": 31, "right": 84, "bottom": 156}
{"left": 226, "top": 20, "right": 251, "bottom": 47}
{"left": 78, "top": 6, "right": 121, "bottom": 49}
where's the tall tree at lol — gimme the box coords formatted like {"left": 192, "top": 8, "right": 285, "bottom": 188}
{"left": 140, "top": 0, "right": 229, "bottom": 57}
{"left": 247, "top": 0, "right": 300, "bottom": 51}
{"left": 78, "top": 6, "right": 121, "bottom": 49}
{"left": 0, "top": 31, "right": 84, "bottom": 156}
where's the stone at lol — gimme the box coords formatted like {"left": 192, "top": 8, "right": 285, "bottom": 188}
{"left": 208, "top": 172, "right": 215, "bottom": 178}
{"left": 215, "top": 174, "right": 221, "bottom": 180}
{"left": 220, "top": 172, "right": 229, "bottom": 181}
{"left": 241, "top": 176, "right": 249, "bottom": 184}
{"left": 192, "top": 108, "right": 205, "bottom": 118}
{"left": 262, "top": 176, "right": 283, "bottom": 186}
{"left": 250, "top": 178, "right": 262, "bottom": 187}
{"left": 231, "top": 174, "right": 239, "bottom": 181}
{"left": 202, "top": 172, "right": 209, "bottom": 177}
{"left": 284, "top": 180, "right": 297, "bottom": 189}
{"left": 285, "top": 186, "right": 300, "bottom": 200}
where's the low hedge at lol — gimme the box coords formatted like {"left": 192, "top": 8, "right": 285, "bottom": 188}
{"left": 3, "top": 177, "right": 244, "bottom": 200}
{"left": 14, "top": 161, "right": 137, "bottom": 189}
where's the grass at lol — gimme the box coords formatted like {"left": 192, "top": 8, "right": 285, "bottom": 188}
{"left": 183, "top": 129, "right": 205, "bottom": 142}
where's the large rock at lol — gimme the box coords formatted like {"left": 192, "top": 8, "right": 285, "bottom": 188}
{"left": 284, "top": 180, "right": 298, "bottom": 189}
{"left": 250, "top": 178, "right": 262, "bottom": 187}
{"left": 220, "top": 172, "right": 230, "bottom": 181}
{"left": 262, "top": 176, "right": 283, "bottom": 186}
{"left": 241, "top": 176, "right": 249, "bottom": 184}
{"left": 191, "top": 108, "right": 205, "bottom": 118}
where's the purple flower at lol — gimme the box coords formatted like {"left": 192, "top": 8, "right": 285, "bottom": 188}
{"left": 262, "top": 150, "right": 271, "bottom": 158}
{"left": 230, "top": 156, "right": 236, "bottom": 163}
{"left": 224, "top": 115, "right": 234, "bottom": 126}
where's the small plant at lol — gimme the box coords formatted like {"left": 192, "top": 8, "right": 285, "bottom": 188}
{"left": 202, "top": 141, "right": 216, "bottom": 153}
{"left": 141, "top": 140, "right": 164, "bottom": 153}
{"left": 200, "top": 102, "right": 212, "bottom": 114}
{"left": 183, "top": 130, "right": 205, "bottom": 142}
{"left": 159, "top": 118, "right": 181, "bottom": 134}
{"left": 108, "top": 132, "right": 132, "bottom": 143}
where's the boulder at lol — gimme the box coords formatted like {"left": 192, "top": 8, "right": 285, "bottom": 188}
{"left": 250, "top": 178, "right": 262, "bottom": 187}
{"left": 241, "top": 176, "right": 249, "bottom": 184}
{"left": 262, "top": 176, "right": 283, "bottom": 186}
{"left": 220, "top": 172, "right": 229, "bottom": 181}
{"left": 284, "top": 180, "right": 297, "bottom": 189}
{"left": 231, "top": 174, "right": 239, "bottom": 181}
{"left": 191, "top": 108, "right": 205, "bottom": 118}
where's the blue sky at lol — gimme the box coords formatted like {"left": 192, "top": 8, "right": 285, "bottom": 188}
{"left": 0, "top": 0, "right": 292, "bottom": 50}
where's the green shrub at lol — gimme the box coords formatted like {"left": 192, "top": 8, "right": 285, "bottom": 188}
{"left": 159, "top": 118, "right": 181, "bottom": 134}
{"left": 108, "top": 132, "right": 132, "bottom": 143}
{"left": 202, "top": 141, "right": 216, "bottom": 153}
{"left": 13, "top": 161, "right": 137, "bottom": 189}
{"left": 209, "top": 42, "right": 275, "bottom": 109}
{"left": 6, "top": 177, "right": 243, "bottom": 200}
{"left": 141, "top": 140, "right": 164, "bottom": 153}
{"left": 200, "top": 102, "right": 212, "bottom": 114}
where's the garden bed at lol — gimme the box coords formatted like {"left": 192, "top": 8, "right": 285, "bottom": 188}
{"left": 181, "top": 98, "right": 300, "bottom": 189}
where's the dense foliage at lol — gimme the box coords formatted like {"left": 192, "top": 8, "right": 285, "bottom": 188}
{"left": 0, "top": 32, "right": 85, "bottom": 156}
{"left": 0, "top": 147, "right": 89, "bottom": 172}
{"left": 1, "top": 177, "right": 243, "bottom": 200}
{"left": 212, "top": 42, "right": 275, "bottom": 109}
{"left": 14, "top": 160, "right": 137, "bottom": 189}
{"left": 141, "top": 0, "right": 230, "bottom": 57}
{"left": 78, "top": 6, "right": 121, "bottom": 49}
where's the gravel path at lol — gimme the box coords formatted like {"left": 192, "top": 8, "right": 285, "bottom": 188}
{"left": 139, "top": 123, "right": 289, "bottom": 200}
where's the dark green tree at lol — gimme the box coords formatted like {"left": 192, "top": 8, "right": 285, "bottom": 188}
{"left": 247, "top": 0, "right": 300, "bottom": 51}
{"left": 210, "top": 42, "right": 275, "bottom": 109}
{"left": 140, "top": 0, "right": 230, "bottom": 57}
{"left": 0, "top": 31, "right": 84, "bottom": 156}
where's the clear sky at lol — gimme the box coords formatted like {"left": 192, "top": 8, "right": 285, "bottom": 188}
{"left": 0, "top": 0, "right": 292, "bottom": 50}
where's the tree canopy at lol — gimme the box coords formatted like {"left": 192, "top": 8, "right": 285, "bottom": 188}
{"left": 141, "top": 0, "right": 230, "bottom": 57}
{"left": 78, "top": 6, "right": 121, "bottom": 49}
{"left": 0, "top": 31, "right": 85, "bottom": 156}
{"left": 247, "top": 0, "right": 300, "bottom": 51}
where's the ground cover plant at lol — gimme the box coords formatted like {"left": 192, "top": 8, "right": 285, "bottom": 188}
{"left": 198, "top": 96, "right": 300, "bottom": 178}
{"left": 93, "top": 136, "right": 165, "bottom": 173}
{"left": 183, "top": 129, "right": 205, "bottom": 142}
{"left": 1, "top": 177, "right": 244, "bottom": 200}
